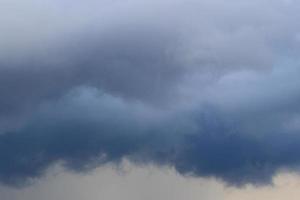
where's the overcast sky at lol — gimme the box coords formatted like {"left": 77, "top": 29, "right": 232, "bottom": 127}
{"left": 1, "top": 0, "right": 300, "bottom": 199}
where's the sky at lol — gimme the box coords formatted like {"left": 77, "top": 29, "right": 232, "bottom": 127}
{"left": 1, "top": 0, "right": 300, "bottom": 199}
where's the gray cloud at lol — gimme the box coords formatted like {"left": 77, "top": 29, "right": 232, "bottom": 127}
{"left": 1, "top": 0, "right": 300, "bottom": 188}
{"left": 0, "top": 86, "right": 300, "bottom": 186}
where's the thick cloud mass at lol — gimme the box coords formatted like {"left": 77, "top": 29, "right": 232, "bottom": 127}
{"left": 1, "top": 0, "right": 300, "bottom": 187}
{"left": 1, "top": 87, "right": 300, "bottom": 186}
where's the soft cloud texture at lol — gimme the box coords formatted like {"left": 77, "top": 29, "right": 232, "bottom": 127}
{"left": 1, "top": 0, "right": 300, "bottom": 188}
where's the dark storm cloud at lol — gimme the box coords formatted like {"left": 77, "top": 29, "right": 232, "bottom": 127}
{"left": 0, "top": 89, "right": 300, "bottom": 187}
{"left": 2, "top": 0, "right": 300, "bottom": 188}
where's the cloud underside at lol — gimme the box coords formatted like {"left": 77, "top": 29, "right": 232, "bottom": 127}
{"left": 1, "top": 87, "right": 300, "bottom": 187}
{"left": 1, "top": 0, "right": 300, "bottom": 187}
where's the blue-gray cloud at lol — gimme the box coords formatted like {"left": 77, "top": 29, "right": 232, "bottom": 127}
{"left": 1, "top": 0, "right": 300, "bottom": 187}
{"left": 1, "top": 88, "right": 300, "bottom": 187}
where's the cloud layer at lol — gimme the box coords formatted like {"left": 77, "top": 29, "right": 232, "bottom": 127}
{"left": 1, "top": 0, "right": 300, "bottom": 187}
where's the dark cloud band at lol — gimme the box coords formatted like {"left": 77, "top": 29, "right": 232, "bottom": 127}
{"left": 1, "top": 0, "right": 300, "bottom": 188}
{"left": 0, "top": 91, "right": 300, "bottom": 187}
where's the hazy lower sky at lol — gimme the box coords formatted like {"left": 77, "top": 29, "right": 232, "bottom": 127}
{"left": 1, "top": 0, "right": 300, "bottom": 199}
{"left": 1, "top": 162, "right": 300, "bottom": 200}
